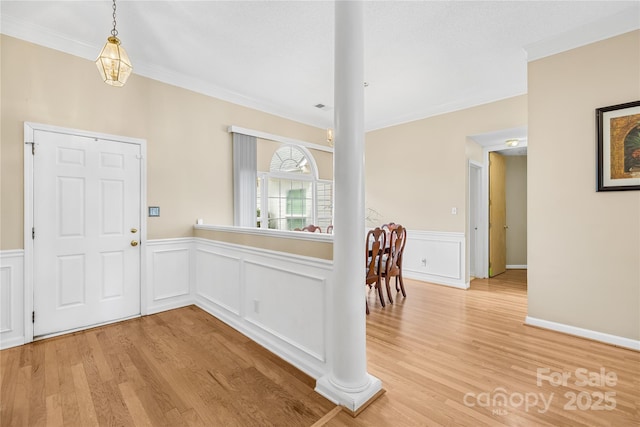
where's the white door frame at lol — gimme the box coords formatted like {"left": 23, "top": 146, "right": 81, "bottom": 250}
{"left": 23, "top": 122, "right": 148, "bottom": 343}
{"left": 480, "top": 142, "right": 528, "bottom": 279}
{"left": 468, "top": 160, "right": 483, "bottom": 278}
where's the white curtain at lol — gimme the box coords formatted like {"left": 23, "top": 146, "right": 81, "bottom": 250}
{"left": 232, "top": 133, "right": 257, "bottom": 227}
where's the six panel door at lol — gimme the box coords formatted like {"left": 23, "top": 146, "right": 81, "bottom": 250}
{"left": 33, "top": 130, "right": 141, "bottom": 336}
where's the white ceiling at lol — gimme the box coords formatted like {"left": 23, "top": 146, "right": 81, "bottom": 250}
{"left": 2, "top": 1, "right": 639, "bottom": 132}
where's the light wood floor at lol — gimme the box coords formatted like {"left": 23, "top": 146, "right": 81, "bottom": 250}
{"left": 0, "top": 305, "right": 334, "bottom": 426}
{"left": 330, "top": 270, "right": 640, "bottom": 426}
{"left": 2, "top": 270, "right": 639, "bottom": 426}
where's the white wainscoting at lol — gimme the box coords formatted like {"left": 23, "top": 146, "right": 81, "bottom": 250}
{"left": 145, "top": 238, "right": 194, "bottom": 315}
{"left": 0, "top": 250, "right": 25, "bottom": 350}
{"left": 402, "top": 230, "right": 467, "bottom": 289}
{"left": 193, "top": 238, "right": 332, "bottom": 379}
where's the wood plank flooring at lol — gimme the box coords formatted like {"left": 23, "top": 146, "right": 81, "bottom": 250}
{"left": 0, "top": 305, "right": 334, "bottom": 426}
{"left": 329, "top": 270, "right": 640, "bottom": 426}
{"left": 2, "top": 270, "right": 639, "bottom": 426}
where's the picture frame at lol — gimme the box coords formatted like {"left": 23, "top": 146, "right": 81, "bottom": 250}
{"left": 596, "top": 100, "right": 640, "bottom": 191}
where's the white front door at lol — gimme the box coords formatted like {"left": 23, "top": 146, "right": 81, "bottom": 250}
{"left": 33, "top": 130, "right": 141, "bottom": 336}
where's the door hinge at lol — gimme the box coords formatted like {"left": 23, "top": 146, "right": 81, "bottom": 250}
{"left": 32, "top": 227, "right": 35, "bottom": 239}
{"left": 32, "top": 311, "right": 35, "bottom": 323}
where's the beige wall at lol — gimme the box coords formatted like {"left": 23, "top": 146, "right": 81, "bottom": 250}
{"left": 365, "top": 95, "right": 527, "bottom": 232}
{"left": 528, "top": 30, "right": 640, "bottom": 340}
{"left": 465, "top": 138, "right": 484, "bottom": 164}
{"left": 194, "top": 228, "right": 332, "bottom": 260}
{"left": 0, "top": 35, "right": 329, "bottom": 250}
{"left": 505, "top": 155, "right": 527, "bottom": 266}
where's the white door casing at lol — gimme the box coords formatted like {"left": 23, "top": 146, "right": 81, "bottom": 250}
{"left": 468, "top": 161, "right": 482, "bottom": 278}
{"left": 25, "top": 123, "right": 146, "bottom": 339}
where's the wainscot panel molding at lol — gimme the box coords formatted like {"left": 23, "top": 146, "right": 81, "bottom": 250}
{"left": 402, "top": 230, "right": 468, "bottom": 289}
{"left": 145, "top": 238, "right": 194, "bottom": 315}
{"left": 193, "top": 237, "right": 332, "bottom": 379}
{"left": 525, "top": 316, "right": 640, "bottom": 351}
{"left": 195, "top": 248, "right": 242, "bottom": 316}
{"left": 0, "top": 250, "right": 25, "bottom": 350}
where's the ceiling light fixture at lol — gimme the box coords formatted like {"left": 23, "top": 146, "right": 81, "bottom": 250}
{"left": 95, "top": 0, "right": 133, "bottom": 87}
{"left": 505, "top": 139, "right": 520, "bottom": 147}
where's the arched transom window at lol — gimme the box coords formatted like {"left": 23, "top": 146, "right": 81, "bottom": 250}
{"left": 269, "top": 146, "right": 312, "bottom": 174}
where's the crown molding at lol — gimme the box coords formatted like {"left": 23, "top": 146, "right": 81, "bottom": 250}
{"left": 0, "top": 14, "right": 329, "bottom": 130}
{"left": 1, "top": 14, "right": 97, "bottom": 59}
{"left": 4, "top": 5, "right": 637, "bottom": 133}
{"left": 524, "top": 5, "right": 640, "bottom": 62}
{"left": 366, "top": 90, "right": 528, "bottom": 132}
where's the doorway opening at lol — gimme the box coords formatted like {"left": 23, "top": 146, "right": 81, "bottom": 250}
{"left": 468, "top": 127, "right": 528, "bottom": 280}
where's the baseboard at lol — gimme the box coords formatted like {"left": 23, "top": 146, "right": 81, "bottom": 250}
{"left": 0, "top": 336, "right": 25, "bottom": 350}
{"left": 525, "top": 316, "right": 640, "bottom": 351}
{"left": 146, "top": 298, "right": 193, "bottom": 316}
{"left": 507, "top": 265, "right": 527, "bottom": 269}
{"left": 403, "top": 269, "right": 469, "bottom": 289}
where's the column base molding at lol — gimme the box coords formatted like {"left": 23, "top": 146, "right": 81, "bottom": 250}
{"left": 315, "top": 374, "right": 384, "bottom": 414}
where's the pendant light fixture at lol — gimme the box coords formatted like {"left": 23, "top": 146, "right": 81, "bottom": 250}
{"left": 95, "top": 0, "right": 133, "bottom": 87}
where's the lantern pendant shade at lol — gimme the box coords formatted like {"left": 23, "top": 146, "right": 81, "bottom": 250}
{"left": 95, "top": 36, "right": 132, "bottom": 87}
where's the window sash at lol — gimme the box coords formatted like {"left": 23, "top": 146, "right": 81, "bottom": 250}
{"left": 257, "top": 173, "right": 333, "bottom": 231}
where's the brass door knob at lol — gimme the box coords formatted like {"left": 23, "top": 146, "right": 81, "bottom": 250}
{"left": 131, "top": 240, "right": 139, "bottom": 247}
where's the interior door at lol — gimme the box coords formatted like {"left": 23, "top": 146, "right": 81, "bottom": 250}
{"left": 33, "top": 130, "right": 141, "bottom": 336}
{"left": 489, "top": 152, "right": 506, "bottom": 277}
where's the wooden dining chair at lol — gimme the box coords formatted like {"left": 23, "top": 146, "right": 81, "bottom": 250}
{"left": 295, "top": 225, "right": 322, "bottom": 232}
{"left": 381, "top": 224, "right": 407, "bottom": 304}
{"left": 365, "top": 227, "right": 386, "bottom": 314}
{"left": 381, "top": 223, "right": 397, "bottom": 247}
{"left": 381, "top": 222, "right": 398, "bottom": 231}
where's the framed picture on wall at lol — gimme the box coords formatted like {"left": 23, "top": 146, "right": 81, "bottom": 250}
{"left": 596, "top": 100, "right": 640, "bottom": 191}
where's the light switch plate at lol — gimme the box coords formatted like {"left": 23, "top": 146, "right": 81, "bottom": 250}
{"left": 149, "top": 206, "right": 160, "bottom": 217}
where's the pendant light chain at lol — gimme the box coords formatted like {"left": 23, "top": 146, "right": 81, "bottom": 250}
{"left": 111, "top": 0, "right": 118, "bottom": 38}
